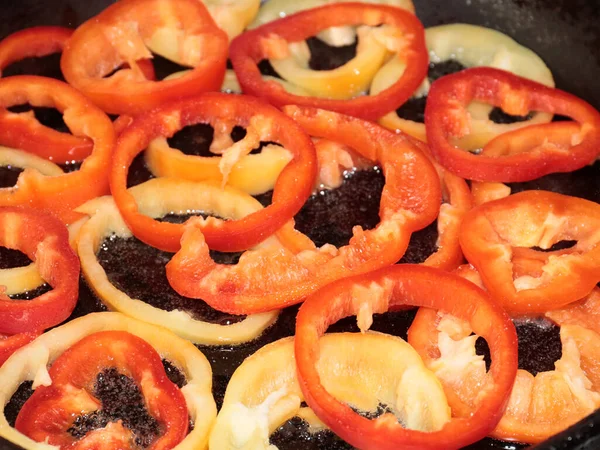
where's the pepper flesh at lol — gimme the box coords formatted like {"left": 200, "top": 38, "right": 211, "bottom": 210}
{"left": 110, "top": 92, "right": 317, "bottom": 253}
{"left": 0, "top": 207, "right": 79, "bottom": 334}
{"left": 76, "top": 178, "right": 279, "bottom": 345}
{"left": 210, "top": 333, "right": 450, "bottom": 450}
{"left": 459, "top": 190, "right": 600, "bottom": 315}
{"left": 0, "top": 26, "right": 96, "bottom": 164}
{"left": 425, "top": 67, "right": 600, "bottom": 182}
{"left": 166, "top": 106, "right": 441, "bottom": 314}
{"left": 15, "top": 330, "right": 189, "bottom": 449}
{"left": 294, "top": 264, "right": 518, "bottom": 450}
{"left": 408, "top": 282, "right": 600, "bottom": 444}
{"left": 61, "top": 0, "right": 228, "bottom": 115}
{"left": 0, "top": 76, "right": 114, "bottom": 224}
{"left": 0, "top": 312, "right": 216, "bottom": 450}
{"left": 230, "top": 3, "right": 428, "bottom": 121}
{"left": 374, "top": 23, "right": 554, "bottom": 144}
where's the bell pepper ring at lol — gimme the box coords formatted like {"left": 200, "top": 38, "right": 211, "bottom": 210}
{"left": 16, "top": 330, "right": 189, "bottom": 449}
{"left": 61, "top": 0, "right": 229, "bottom": 116}
{"left": 459, "top": 190, "right": 600, "bottom": 315}
{"left": 0, "top": 312, "right": 216, "bottom": 450}
{"left": 425, "top": 67, "right": 600, "bottom": 182}
{"left": 110, "top": 92, "right": 317, "bottom": 253}
{"left": 0, "top": 26, "right": 155, "bottom": 151}
{"left": 372, "top": 23, "right": 554, "bottom": 144}
{"left": 0, "top": 26, "right": 97, "bottom": 164}
{"left": 408, "top": 285, "right": 600, "bottom": 444}
{"left": 209, "top": 333, "right": 450, "bottom": 450}
{"left": 0, "top": 76, "right": 114, "bottom": 224}
{"left": 294, "top": 264, "right": 518, "bottom": 450}
{"left": 0, "top": 332, "right": 40, "bottom": 367}
{"left": 165, "top": 106, "right": 441, "bottom": 315}
{"left": 0, "top": 206, "right": 79, "bottom": 335}
{"left": 76, "top": 178, "right": 279, "bottom": 346}
{"left": 250, "top": 0, "right": 414, "bottom": 51}
{"left": 0, "top": 26, "right": 72, "bottom": 76}
{"left": 230, "top": 3, "right": 428, "bottom": 121}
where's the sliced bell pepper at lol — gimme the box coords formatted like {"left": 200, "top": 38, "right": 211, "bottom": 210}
{"left": 459, "top": 190, "right": 600, "bottom": 315}
{"left": 0, "top": 26, "right": 72, "bottom": 75}
{"left": 0, "top": 76, "right": 114, "bottom": 224}
{"left": 230, "top": 3, "right": 428, "bottom": 121}
{"left": 0, "top": 332, "right": 39, "bottom": 367}
{"left": 15, "top": 330, "right": 188, "bottom": 449}
{"left": 0, "top": 206, "right": 79, "bottom": 334}
{"left": 0, "top": 312, "right": 215, "bottom": 450}
{"left": 408, "top": 283, "right": 600, "bottom": 444}
{"left": 76, "top": 178, "right": 279, "bottom": 345}
{"left": 425, "top": 67, "right": 600, "bottom": 182}
{"left": 110, "top": 92, "right": 317, "bottom": 253}
{"left": 0, "top": 26, "right": 96, "bottom": 164}
{"left": 294, "top": 264, "right": 518, "bottom": 450}
{"left": 210, "top": 333, "right": 450, "bottom": 449}
{"left": 61, "top": 0, "right": 228, "bottom": 115}
{"left": 373, "top": 23, "right": 554, "bottom": 144}
{"left": 166, "top": 106, "right": 441, "bottom": 314}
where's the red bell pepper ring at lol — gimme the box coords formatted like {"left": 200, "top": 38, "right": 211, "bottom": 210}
{"left": 229, "top": 3, "right": 428, "bottom": 121}
{"left": 0, "top": 207, "right": 79, "bottom": 334}
{"left": 294, "top": 264, "right": 518, "bottom": 450}
{"left": 0, "top": 27, "right": 154, "bottom": 157}
{"left": 15, "top": 330, "right": 188, "bottom": 449}
{"left": 0, "top": 26, "right": 95, "bottom": 164}
{"left": 0, "top": 26, "right": 72, "bottom": 73}
{"left": 110, "top": 92, "right": 317, "bottom": 253}
{"left": 459, "top": 190, "right": 600, "bottom": 315}
{"left": 408, "top": 267, "right": 600, "bottom": 444}
{"left": 0, "top": 331, "right": 39, "bottom": 366}
{"left": 61, "top": 0, "right": 228, "bottom": 116}
{"left": 0, "top": 76, "right": 114, "bottom": 224}
{"left": 425, "top": 67, "right": 600, "bottom": 182}
{"left": 166, "top": 106, "right": 441, "bottom": 314}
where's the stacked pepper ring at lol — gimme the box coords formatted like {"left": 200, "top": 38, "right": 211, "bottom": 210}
{"left": 77, "top": 178, "right": 280, "bottom": 345}
{"left": 0, "top": 312, "right": 216, "bottom": 450}
{"left": 61, "top": 0, "right": 229, "bottom": 115}
{"left": 425, "top": 67, "right": 600, "bottom": 182}
{"left": 295, "top": 264, "right": 518, "bottom": 450}
{"left": 110, "top": 92, "right": 317, "bottom": 253}
{"left": 0, "top": 76, "right": 114, "bottom": 223}
{"left": 230, "top": 3, "right": 428, "bottom": 120}
{"left": 0, "top": 206, "right": 79, "bottom": 335}
{"left": 166, "top": 107, "right": 441, "bottom": 315}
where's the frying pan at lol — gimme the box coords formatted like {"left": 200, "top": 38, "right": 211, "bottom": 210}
{"left": 0, "top": 0, "right": 599, "bottom": 449}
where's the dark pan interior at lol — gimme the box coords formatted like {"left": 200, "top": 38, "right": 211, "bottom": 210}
{"left": 0, "top": 1, "right": 599, "bottom": 449}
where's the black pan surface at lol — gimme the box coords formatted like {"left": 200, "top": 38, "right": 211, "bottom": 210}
{"left": 0, "top": 0, "right": 599, "bottom": 449}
